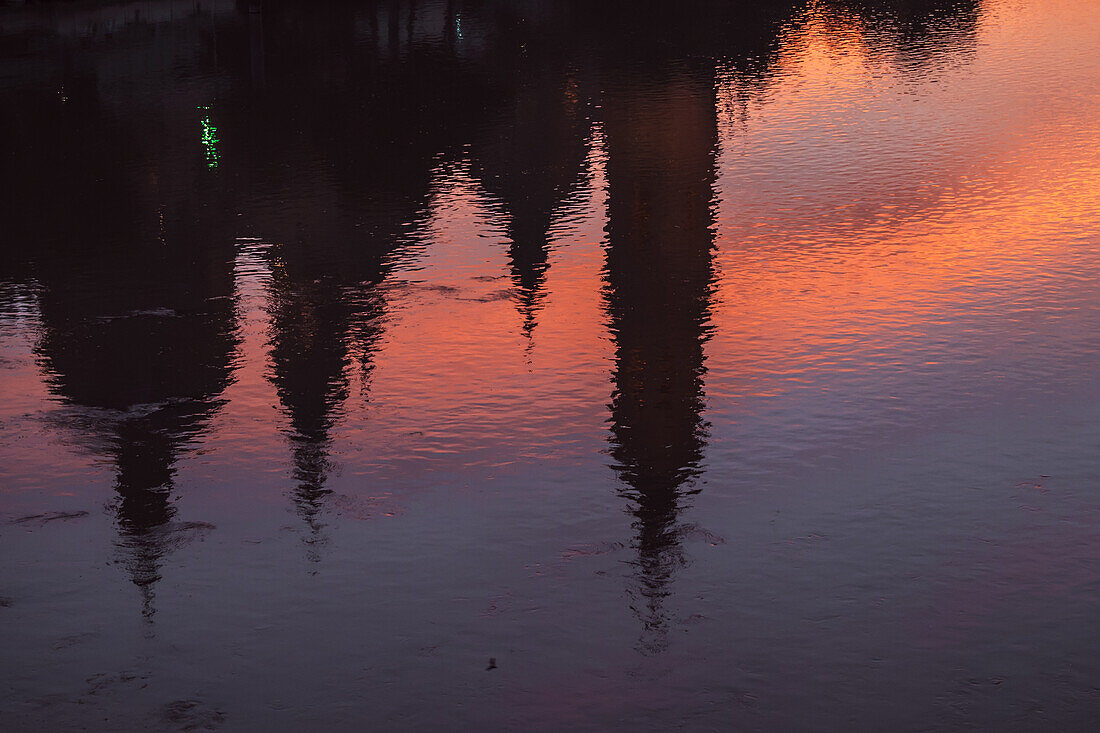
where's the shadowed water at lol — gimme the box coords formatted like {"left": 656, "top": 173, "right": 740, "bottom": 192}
{"left": 1, "top": 0, "right": 1099, "bottom": 730}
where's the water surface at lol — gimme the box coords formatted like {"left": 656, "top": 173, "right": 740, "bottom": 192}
{"left": 2, "top": 0, "right": 1099, "bottom": 730}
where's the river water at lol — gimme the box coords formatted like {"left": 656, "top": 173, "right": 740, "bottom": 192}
{"left": 1, "top": 0, "right": 1099, "bottom": 730}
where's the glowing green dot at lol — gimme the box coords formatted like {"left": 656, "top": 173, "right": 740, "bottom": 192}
{"left": 201, "top": 115, "right": 220, "bottom": 169}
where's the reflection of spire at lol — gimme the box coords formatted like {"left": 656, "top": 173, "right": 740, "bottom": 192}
{"left": 38, "top": 288, "right": 236, "bottom": 615}
{"left": 264, "top": 235, "right": 396, "bottom": 559}
{"left": 601, "top": 69, "right": 719, "bottom": 654}
{"left": 505, "top": 208, "right": 552, "bottom": 340}
{"left": 238, "top": 4, "right": 454, "bottom": 553}
{"left": 471, "top": 69, "right": 591, "bottom": 339}
{"left": 113, "top": 422, "right": 176, "bottom": 616}
{"left": 110, "top": 408, "right": 217, "bottom": 619}
{"left": 266, "top": 269, "right": 352, "bottom": 557}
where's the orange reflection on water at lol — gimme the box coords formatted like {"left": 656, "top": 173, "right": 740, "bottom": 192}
{"left": 3, "top": 0, "right": 1100, "bottom": 728}
{"left": 343, "top": 144, "right": 614, "bottom": 473}
{"left": 703, "top": 0, "right": 1100, "bottom": 426}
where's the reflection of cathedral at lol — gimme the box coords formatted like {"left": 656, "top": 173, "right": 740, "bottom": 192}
{"left": 0, "top": 0, "right": 987, "bottom": 620}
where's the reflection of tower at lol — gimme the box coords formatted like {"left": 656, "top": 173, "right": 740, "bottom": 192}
{"left": 251, "top": 201, "right": 415, "bottom": 559}
{"left": 263, "top": 226, "right": 398, "bottom": 560}
{"left": 265, "top": 246, "right": 356, "bottom": 556}
{"left": 0, "top": 1, "right": 242, "bottom": 620}
{"left": 32, "top": 189, "right": 237, "bottom": 617}
{"left": 601, "top": 68, "right": 719, "bottom": 653}
{"left": 106, "top": 401, "right": 224, "bottom": 617}
{"left": 246, "top": 0, "right": 503, "bottom": 549}
{"left": 470, "top": 55, "right": 592, "bottom": 338}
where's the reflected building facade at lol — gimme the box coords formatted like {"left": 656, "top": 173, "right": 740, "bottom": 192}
{"left": 239, "top": 0, "right": 600, "bottom": 540}
{"left": 592, "top": 0, "right": 979, "bottom": 649}
{"left": 0, "top": 0, "right": 988, "bottom": 618}
{"left": 843, "top": 0, "right": 982, "bottom": 69}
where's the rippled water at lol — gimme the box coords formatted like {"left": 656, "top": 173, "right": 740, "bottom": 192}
{"left": 2, "top": 0, "right": 1099, "bottom": 730}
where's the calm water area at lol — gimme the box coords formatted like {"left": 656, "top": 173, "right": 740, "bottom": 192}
{"left": 1, "top": 0, "right": 1099, "bottom": 730}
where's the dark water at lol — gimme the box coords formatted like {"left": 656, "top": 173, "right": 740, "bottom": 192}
{"left": 2, "top": 0, "right": 1099, "bottom": 730}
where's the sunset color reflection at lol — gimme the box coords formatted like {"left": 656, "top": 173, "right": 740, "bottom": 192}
{"left": 2, "top": 0, "right": 1099, "bottom": 730}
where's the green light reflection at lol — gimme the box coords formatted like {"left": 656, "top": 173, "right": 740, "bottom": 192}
{"left": 199, "top": 106, "right": 220, "bottom": 169}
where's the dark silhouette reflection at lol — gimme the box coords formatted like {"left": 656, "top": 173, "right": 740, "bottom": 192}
{"left": 590, "top": 0, "right": 980, "bottom": 649}
{"left": 226, "top": 0, "right": 599, "bottom": 539}
{"left": 837, "top": 0, "right": 982, "bottom": 70}
{"left": 228, "top": 3, "right": 473, "bottom": 551}
{"left": 5, "top": 93, "right": 237, "bottom": 617}
{"left": 466, "top": 8, "right": 594, "bottom": 338}
{"left": 266, "top": 265, "right": 351, "bottom": 555}
{"left": 0, "top": 0, "right": 990, "bottom": 611}
{"left": 0, "top": 18, "right": 240, "bottom": 615}
{"left": 589, "top": 0, "right": 811, "bottom": 653}
{"left": 263, "top": 236, "right": 394, "bottom": 558}
{"left": 600, "top": 66, "right": 719, "bottom": 653}
{"left": 470, "top": 68, "right": 592, "bottom": 338}
{"left": 33, "top": 209, "right": 236, "bottom": 616}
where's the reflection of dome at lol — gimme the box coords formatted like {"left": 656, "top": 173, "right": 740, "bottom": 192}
{"left": 34, "top": 244, "right": 237, "bottom": 616}
{"left": 15, "top": 65, "right": 240, "bottom": 616}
